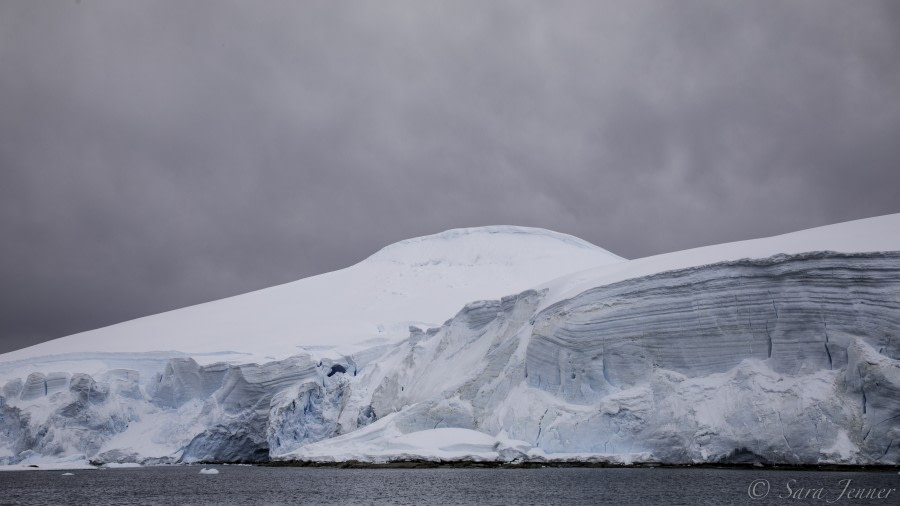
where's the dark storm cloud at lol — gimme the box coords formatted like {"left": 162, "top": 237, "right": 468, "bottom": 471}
{"left": 2, "top": 0, "right": 899, "bottom": 352}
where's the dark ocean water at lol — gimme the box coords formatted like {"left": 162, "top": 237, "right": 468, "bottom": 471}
{"left": 0, "top": 466, "right": 897, "bottom": 505}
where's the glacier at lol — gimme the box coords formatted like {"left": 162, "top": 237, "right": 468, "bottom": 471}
{"left": 1, "top": 217, "right": 899, "bottom": 467}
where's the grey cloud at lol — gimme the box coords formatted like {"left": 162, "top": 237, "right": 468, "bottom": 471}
{"left": 1, "top": 0, "right": 899, "bottom": 352}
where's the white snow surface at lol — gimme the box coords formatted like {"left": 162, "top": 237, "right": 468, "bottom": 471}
{"left": 0, "top": 226, "right": 623, "bottom": 368}
{"left": 538, "top": 213, "right": 900, "bottom": 311}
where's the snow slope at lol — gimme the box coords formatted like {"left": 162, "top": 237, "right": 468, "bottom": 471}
{"left": 539, "top": 213, "right": 900, "bottom": 311}
{"left": 0, "top": 226, "right": 623, "bottom": 369}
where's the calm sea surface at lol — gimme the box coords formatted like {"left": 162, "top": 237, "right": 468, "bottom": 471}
{"left": 0, "top": 466, "right": 897, "bottom": 505}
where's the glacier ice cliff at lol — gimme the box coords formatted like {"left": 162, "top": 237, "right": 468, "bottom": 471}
{"left": 518, "top": 252, "right": 900, "bottom": 463}
{"left": 1, "top": 251, "right": 899, "bottom": 466}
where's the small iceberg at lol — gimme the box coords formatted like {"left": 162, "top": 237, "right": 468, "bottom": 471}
{"left": 199, "top": 468, "right": 219, "bottom": 475}
{"left": 61, "top": 473, "right": 74, "bottom": 476}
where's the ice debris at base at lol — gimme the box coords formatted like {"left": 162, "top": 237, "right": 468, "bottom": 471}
{"left": 101, "top": 462, "right": 142, "bottom": 469}
{"left": 199, "top": 468, "right": 219, "bottom": 475}
{"left": 0, "top": 454, "right": 97, "bottom": 472}
{"left": 0, "top": 217, "right": 899, "bottom": 466}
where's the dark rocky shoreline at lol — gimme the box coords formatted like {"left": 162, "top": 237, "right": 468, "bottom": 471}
{"left": 258, "top": 459, "right": 900, "bottom": 472}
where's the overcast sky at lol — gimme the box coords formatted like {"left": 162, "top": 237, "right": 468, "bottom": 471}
{"left": 2, "top": 1, "right": 899, "bottom": 354}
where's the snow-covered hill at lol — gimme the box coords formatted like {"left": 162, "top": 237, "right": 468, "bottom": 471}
{"left": 1, "top": 216, "right": 899, "bottom": 468}
{"left": 0, "top": 226, "right": 623, "bottom": 371}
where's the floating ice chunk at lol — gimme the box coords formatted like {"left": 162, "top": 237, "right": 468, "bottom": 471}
{"left": 199, "top": 468, "right": 219, "bottom": 475}
{"left": 61, "top": 472, "right": 74, "bottom": 476}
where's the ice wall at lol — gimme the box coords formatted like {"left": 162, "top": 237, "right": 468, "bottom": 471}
{"left": 1, "top": 252, "right": 898, "bottom": 465}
